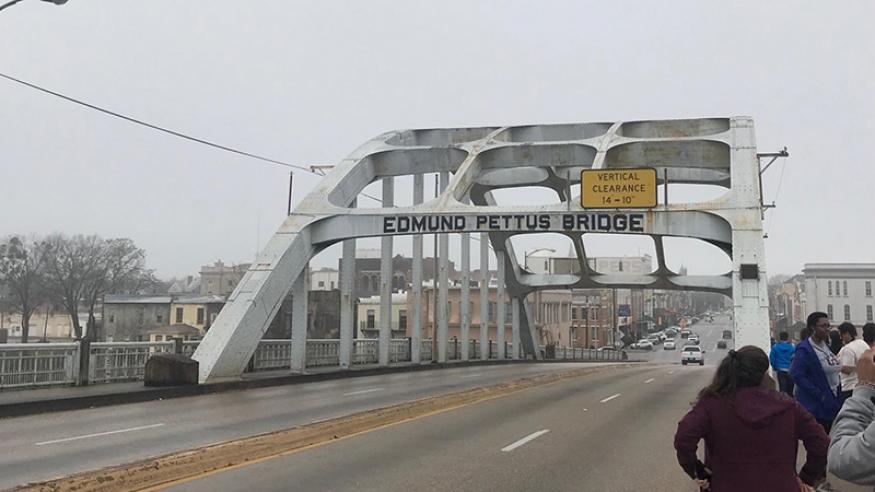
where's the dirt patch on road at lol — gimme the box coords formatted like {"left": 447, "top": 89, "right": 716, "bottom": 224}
{"left": 13, "top": 364, "right": 631, "bottom": 492}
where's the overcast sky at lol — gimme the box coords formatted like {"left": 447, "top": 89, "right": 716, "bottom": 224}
{"left": 1, "top": 0, "right": 872, "bottom": 279}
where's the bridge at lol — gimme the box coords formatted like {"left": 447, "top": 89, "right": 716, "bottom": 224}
{"left": 5, "top": 117, "right": 851, "bottom": 491}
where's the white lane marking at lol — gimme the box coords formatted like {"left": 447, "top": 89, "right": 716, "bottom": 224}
{"left": 343, "top": 387, "right": 383, "bottom": 396}
{"left": 600, "top": 393, "right": 621, "bottom": 403}
{"left": 460, "top": 373, "right": 482, "bottom": 378}
{"left": 35, "top": 423, "right": 165, "bottom": 446}
{"left": 668, "top": 370, "right": 675, "bottom": 375}
{"left": 501, "top": 429, "right": 550, "bottom": 452}
{"left": 644, "top": 378, "right": 655, "bottom": 384}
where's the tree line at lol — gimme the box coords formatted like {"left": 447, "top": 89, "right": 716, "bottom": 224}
{"left": 0, "top": 234, "right": 154, "bottom": 342}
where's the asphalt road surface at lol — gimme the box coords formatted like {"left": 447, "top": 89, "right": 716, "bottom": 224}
{"left": 167, "top": 364, "right": 719, "bottom": 492}
{"left": 2, "top": 314, "right": 867, "bottom": 491}
{"left": 0, "top": 362, "right": 608, "bottom": 489}
{"left": 629, "top": 313, "right": 735, "bottom": 367}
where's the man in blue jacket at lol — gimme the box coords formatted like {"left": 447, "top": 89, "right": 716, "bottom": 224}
{"left": 769, "top": 331, "right": 795, "bottom": 395}
{"left": 791, "top": 312, "right": 843, "bottom": 433}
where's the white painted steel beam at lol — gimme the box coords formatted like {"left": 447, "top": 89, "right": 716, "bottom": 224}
{"left": 480, "top": 233, "right": 489, "bottom": 360}
{"left": 379, "top": 178, "right": 394, "bottom": 366}
{"left": 290, "top": 271, "right": 307, "bottom": 373}
{"left": 411, "top": 175, "right": 424, "bottom": 364}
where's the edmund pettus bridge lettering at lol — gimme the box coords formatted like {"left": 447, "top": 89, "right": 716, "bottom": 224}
{"left": 382, "top": 213, "right": 646, "bottom": 234}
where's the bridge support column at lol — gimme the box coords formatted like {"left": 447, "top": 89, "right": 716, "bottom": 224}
{"left": 411, "top": 175, "right": 424, "bottom": 364}
{"left": 339, "top": 221, "right": 355, "bottom": 368}
{"left": 379, "top": 177, "right": 394, "bottom": 366}
{"left": 496, "top": 253, "right": 506, "bottom": 359}
{"left": 511, "top": 297, "right": 520, "bottom": 360}
{"left": 460, "top": 201, "right": 470, "bottom": 362}
{"left": 437, "top": 171, "right": 450, "bottom": 363}
{"left": 290, "top": 270, "right": 308, "bottom": 373}
{"left": 479, "top": 233, "right": 489, "bottom": 360}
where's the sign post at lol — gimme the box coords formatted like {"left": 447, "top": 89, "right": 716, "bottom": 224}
{"left": 581, "top": 168, "right": 657, "bottom": 209}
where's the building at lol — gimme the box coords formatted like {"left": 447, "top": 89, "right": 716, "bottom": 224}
{"left": 570, "top": 290, "right": 616, "bottom": 348}
{"left": 0, "top": 305, "right": 84, "bottom": 341}
{"left": 357, "top": 292, "right": 409, "bottom": 339}
{"left": 338, "top": 251, "right": 457, "bottom": 301}
{"left": 408, "top": 282, "right": 576, "bottom": 347}
{"left": 168, "top": 295, "right": 225, "bottom": 333}
{"left": 103, "top": 295, "right": 172, "bottom": 341}
{"left": 526, "top": 252, "right": 655, "bottom": 340}
{"left": 311, "top": 267, "right": 339, "bottom": 291}
{"left": 147, "top": 324, "right": 201, "bottom": 342}
{"left": 770, "top": 274, "right": 806, "bottom": 333}
{"left": 200, "top": 261, "right": 250, "bottom": 296}
{"left": 803, "top": 263, "right": 875, "bottom": 325}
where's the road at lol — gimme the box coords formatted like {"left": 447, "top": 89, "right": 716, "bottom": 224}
{"left": 0, "top": 362, "right": 609, "bottom": 489}
{"left": 630, "top": 313, "right": 734, "bottom": 366}
{"left": 2, "top": 314, "right": 866, "bottom": 491}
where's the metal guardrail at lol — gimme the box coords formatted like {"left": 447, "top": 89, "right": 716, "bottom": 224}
{"left": 0, "top": 343, "right": 78, "bottom": 389}
{"left": 89, "top": 342, "right": 175, "bottom": 384}
{"left": 0, "top": 339, "right": 624, "bottom": 390}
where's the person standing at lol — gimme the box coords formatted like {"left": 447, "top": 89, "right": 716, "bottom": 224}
{"left": 827, "top": 347, "right": 875, "bottom": 488}
{"left": 838, "top": 322, "right": 869, "bottom": 402}
{"left": 770, "top": 331, "right": 795, "bottom": 395}
{"left": 791, "top": 312, "right": 843, "bottom": 433}
{"left": 863, "top": 322, "right": 875, "bottom": 348}
{"left": 674, "top": 346, "right": 829, "bottom": 491}
{"left": 829, "top": 329, "right": 844, "bottom": 355}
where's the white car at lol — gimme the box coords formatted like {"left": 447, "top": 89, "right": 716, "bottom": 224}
{"left": 632, "top": 340, "right": 654, "bottom": 350}
{"left": 681, "top": 345, "right": 704, "bottom": 365}
{"left": 664, "top": 339, "right": 676, "bottom": 350}
{"left": 688, "top": 335, "right": 700, "bottom": 345}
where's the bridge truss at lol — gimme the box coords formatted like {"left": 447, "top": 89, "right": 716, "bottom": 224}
{"left": 193, "top": 116, "right": 770, "bottom": 383}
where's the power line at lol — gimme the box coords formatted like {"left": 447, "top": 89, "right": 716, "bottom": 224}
{"left": 0, "top": 70, "right": 388, "bottom": 204}
{"left": 0, "top": 71, "right": 313, "bottom": 172}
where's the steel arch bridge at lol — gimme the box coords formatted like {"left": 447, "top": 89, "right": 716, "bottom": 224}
{"left": 193, "top": 116, "right": 770, "bottom": 383}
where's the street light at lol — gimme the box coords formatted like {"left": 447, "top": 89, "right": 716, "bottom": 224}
{"left": 0, "top": 0, "right": 68, "bottom": 12}
{"left": 523, "top": 247, "right": 556, "bottom": 272}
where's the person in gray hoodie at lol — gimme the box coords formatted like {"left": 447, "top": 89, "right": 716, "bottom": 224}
{"left": 828, "top": 346, "right": 875, "bottom": 488}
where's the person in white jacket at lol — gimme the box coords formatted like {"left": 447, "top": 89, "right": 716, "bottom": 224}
{"left": 828, "top": 346, "right": 875, "bottom": 489}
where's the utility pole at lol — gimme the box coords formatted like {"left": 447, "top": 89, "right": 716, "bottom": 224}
{"left": 287, "top": 171, "right": 294, "bottom": 215}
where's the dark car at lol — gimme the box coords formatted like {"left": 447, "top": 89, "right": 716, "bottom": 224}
{"left": 717, "top": 340, "right": 728, "bottom": 349}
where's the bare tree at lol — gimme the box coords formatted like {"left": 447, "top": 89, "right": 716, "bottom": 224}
{"left": 0, "top": 236, "right": 47, "bottom": 343}
{"left": 42, "top": 234, "right": 104, "bottom": 340}
{"left": 83, "top": 238, "right": 154, "bottom": 341}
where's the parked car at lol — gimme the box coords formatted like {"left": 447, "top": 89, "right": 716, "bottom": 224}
{"left": 664, "top": 339, "right": 676, "bottom": 350}
{"left": 646, "top": 334, "right": 663, "bottom": 345}
{"left": 681, "top": 345, "right": 705, "bottom": 365}
{"left": 631, "top": 340, "right": 654, "bottom": 350}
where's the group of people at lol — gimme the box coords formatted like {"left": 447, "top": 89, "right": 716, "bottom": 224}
{"left": 673, "top": 312, "right": 875, "bottom": 491}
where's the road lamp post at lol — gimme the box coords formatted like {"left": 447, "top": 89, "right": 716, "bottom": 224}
{"left": 523, "top": 247, "right": 556, "bottom": 272}
{"left": 0, "top": 0, "right": 67, "bottom": 12}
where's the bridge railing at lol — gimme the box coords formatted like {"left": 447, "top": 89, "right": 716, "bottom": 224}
{"left": 0, "top": 339, "right": 625, "bottom": 390}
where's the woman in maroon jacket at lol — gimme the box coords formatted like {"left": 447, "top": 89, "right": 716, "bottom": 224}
{"left": 674, "top": 346, "right": 830, "bottom": 491}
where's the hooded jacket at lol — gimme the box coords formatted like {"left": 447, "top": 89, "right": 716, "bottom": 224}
{"left": 790, "top": 338, "right": 842, "bottom": 421}
{"left": 674, "top": 386, "right": 829, "bottom": 491}
{"left": 828, "top": 385, "right": 875, "bottom": 490}
{"left": 770, "top": 341, "right": 794, "bottom": 371}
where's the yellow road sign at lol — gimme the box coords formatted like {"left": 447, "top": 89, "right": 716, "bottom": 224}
{"left": 581, "top": 168, "right": 657, "bottom": 209}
